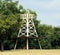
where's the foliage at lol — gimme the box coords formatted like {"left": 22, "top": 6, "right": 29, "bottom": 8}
{"left": 0, "top": 0, "right": 60, "bottom": 50}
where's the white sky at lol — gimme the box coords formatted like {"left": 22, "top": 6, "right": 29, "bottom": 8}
{"left": 18, "top": 0, "right": 60, "bottom": 27}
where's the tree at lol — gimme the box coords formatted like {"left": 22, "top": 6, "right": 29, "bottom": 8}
{"left": 0, "top": 0, "right": 21, "bottom": 50}
{"left": 51, "top": 27, "right": 60, "bottom": 48}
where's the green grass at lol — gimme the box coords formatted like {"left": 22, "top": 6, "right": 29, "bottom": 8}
{"left": 0, "top": 49, "right": 60, "bottom": 55}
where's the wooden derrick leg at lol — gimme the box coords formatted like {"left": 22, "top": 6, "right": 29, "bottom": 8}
{"left": 26, "top": 38, "right": 29, "bottom": 50}
{"left": 14, "top": 39, "right": 18, "bottom": 50}
{"left": 38, "top": 39, "right": 42, "bottom": 49}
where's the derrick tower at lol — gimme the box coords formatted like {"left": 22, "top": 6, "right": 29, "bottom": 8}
{"left": 14, "top": 10, "right": 41, "bottom": 50}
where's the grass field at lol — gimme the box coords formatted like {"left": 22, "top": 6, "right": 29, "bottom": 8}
{"left": 0, "top": 49, "right": 60, "bottom": 55}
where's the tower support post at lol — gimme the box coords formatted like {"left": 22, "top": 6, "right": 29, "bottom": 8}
{"left": 38, "top": 39, "right": 42, "bottom": 49}
{"left": 26, "top": 38, "right": 29, "bottom": 50}
{"left": 14, "top": 39, "right": 18, "bottom": 50}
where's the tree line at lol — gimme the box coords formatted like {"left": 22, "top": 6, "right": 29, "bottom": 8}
{"left": 0, "top": 0, "right": 60, "bottom": 51}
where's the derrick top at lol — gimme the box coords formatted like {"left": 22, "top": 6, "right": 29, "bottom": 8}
{"left": 20, "top": 10, "right": 34, "bottom": 19}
